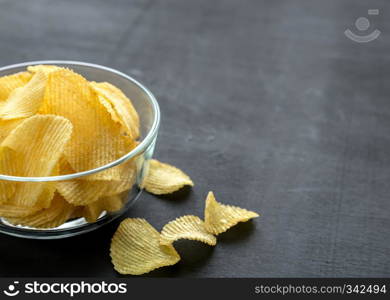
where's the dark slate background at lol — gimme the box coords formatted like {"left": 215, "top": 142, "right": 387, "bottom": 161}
{"left": 0, "top": 0, "right": 389, "bottom": 277}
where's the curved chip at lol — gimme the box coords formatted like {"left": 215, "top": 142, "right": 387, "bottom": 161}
{"left": 1, "top": 115, "right": 73, "bottom": 207}
{"left": 204, "top": 191, "right": 259, "bottom": 235}
{"left": 83, "top": 194, "right": 123, "bottom": 223}
{"left": 40, "top": 69, "right": 134, "bottom": 180}
{"left": 142, "top": 159, "right": 194, "bottom": 195}
{"left": 110, "top": 218, "right": 180, "bottom": 275}
{"left": 0, "top": 119, "right": 24, "bottom": 144}
{"left": 5, "top": 193, "right": 67, "bottom": 228}
{"left": 0, "top": 71, "right": 47, "bottom": 120}
{"left": 91, "top": 81, "right": 140, "bottom": 139}
{"left": 0, "top": 204, "right": 41, "bottom": 218}
{"left": 160, "top": 215, "right": 216, "bottom": 246}
{"left": 0, "top": 71, "right": 32, "bottom": 101}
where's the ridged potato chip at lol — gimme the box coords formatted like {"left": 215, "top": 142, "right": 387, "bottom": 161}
{"left": 5, "top": 193, "right": 67, "bottom": 228}
{"left": 0, "top": 71, "right": 47, "bottom": 120}
{"left": 110, "top": 218, "right": 180, "bottom": 275}
{"left": 160, "top": 215, "right": 216, "bottom": 246}
{"left": 0, "top": 204, "right": 41, "bottom": 218}
{"left": 38, "top": 200, "right": 75, "bottom": 229}
{"left": 142, "top": 159, "right": 194, "bottom": 195}
{"left": 0, "top": 147, "right": 16, "bottom": 203}
{"left": 0, "top": 119, "right": 23, "bottom": 144}
{"left": 1, "top": 115, "right": 72, "bottom": 207}
{"left": 0, "top": 71, "right": 32, "bottom": 101}
{"left": 204, "top": 191, "right": 259, "bottom": 235}
{"left": 40, "top": 69, "right": 134, "bottom": 180}
{"left": 91, "top": 81, "right": 140, "bottom": 139}
{"left": 83, "top": 194, "right": 123, "bottom": 222}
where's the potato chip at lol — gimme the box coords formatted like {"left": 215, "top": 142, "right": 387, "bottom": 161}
{"left": 1, "top": 115, "right": 72, "bottom": 207}
{"left": 0, "top": 71, "right": 47, "bottom": 120}
{"left": 0, "top": 119, "right": 23, "bottom": 144}
{"left": 204, "top": 191, "right": 259, "bottom": 235}
{"left": 56, "top": 159, "right": 135, "bottom": 205}
{"left": 142, "top": 159, "right": 194, "bottom": 195}
{"left": 38, "top": 201, "right": 75, "bottom": 229}
{"left": 0, "top": 204, "right": 41, "bottom": 218}
{"left": 91, "top": 82, "right": 140, "bottom": 139}
{"left": 160, "top": 215, "right": 216, "bottom": 246}
{"left": 110, "top": 218, "right": 180, "bottom": 275}
{"left": 5, "top": 193, "right": 67, "bottom": 228}
{"left": 0, "top": 147, "right": 16, "bottom": 203}
{"left": 0, "top": 71, "right": 32, "bottom": 101}
{"left": 83, "top": 194, "right": 123, "bottom": 222}
{"left": 27, "top": 65, "right": 62, "bottom": 74}
{"left": 40, "top": 69, "right": 134, "bottom": 180}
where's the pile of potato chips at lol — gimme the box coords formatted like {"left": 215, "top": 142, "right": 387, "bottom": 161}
{"left": 110, "top": 191, "right": 259, "bottom": 275}
{"left": 0, "top": 65, "right": 142, "bottom": 227}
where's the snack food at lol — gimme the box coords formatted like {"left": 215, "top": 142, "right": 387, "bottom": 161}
{"left": 0, "top": 65, "right": 141, "bottom": 228}
{"left": 142, "top": 159, "right": 194, "bottom": 195}
{"left": 204, "top": 191, "right": 259, "bottom": 235}
{"left": 110, "top": 218, "right": 180, "bottom": 275}
{"left": 160, "top": 215, "right": 216, "bottom": 246}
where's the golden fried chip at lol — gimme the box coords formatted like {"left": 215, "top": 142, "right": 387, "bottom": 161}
{"left": 0, "top": 119, "right": 23, "bottom": 144}
{"left": 0, "top": 204, "right": 41, "bottom": 218}
{"left": 5, "top": 193, "right": 67, "bottom": 228}
{"left": 40, "top": 69, "right": 134, "bottom": 180}
{"left": 83, "top": 194, "right": 123, "bottom": 222}
{"left": 27, "top": 65, "right": 62, "bottom": 74}
{"left": 142, "top": 159, "right": 194, "bottom": 195}
{"left": 1, "top": 115, "right": 72, "bottom": 207}
{"left": 110, "top": 218, "right": 180, "bottom": 275}
{"left": 160, "top": 215, "right": 216, "bottom": 246}
{"left": 0, "top": 71, "right": 32, "bottom": 101}
{"left": 38, "top": 201, "right": 75, "bottom": 229}
{"left": 204, "top": 191, "right": 259, "bottom": 235}
{"left": 0, "top": 71, "right": 47, "bottom": 120}
{"left": 0, "top": 147, "right": 16, "bottom": 203}
{"left": 56, "top": 179, "right": 107, "bottom": 205}
{"left": 91, "top": 81, "right": 140, "bottom": 139}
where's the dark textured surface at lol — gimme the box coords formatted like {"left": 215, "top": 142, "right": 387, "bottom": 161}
{"left": 0, "top": 0, "right": 390, "bottom": 277}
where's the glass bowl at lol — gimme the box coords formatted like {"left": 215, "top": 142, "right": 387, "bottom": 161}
{"left": 0, "top": 60, "right": 160, "bottom": 239}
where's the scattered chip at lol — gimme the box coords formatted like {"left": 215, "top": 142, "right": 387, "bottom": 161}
{"left": 160, "top": 215, "right": 216, "bottom": 246}
{"left": 91, "top": 82, "right": 140, "bottom": 139}
{"left": 40, "top": 69, "right": 134, "bottom": 180}
{"left": 204, "top": 191, "right": 259, "bottom": 235}
{"left": 0, "top": 71, "right": 47, "bottom": 120}
{"left": 110, "top": 218, "right": 180, "bottom": 275}
{"left": 1, "top": 115, "right": 73, "bottom": 207}
{"left": 0, "top": 71, "right": 32, "bottom": 101}
{"left": 142, "top": 159, "right": 194, "bottom": 195}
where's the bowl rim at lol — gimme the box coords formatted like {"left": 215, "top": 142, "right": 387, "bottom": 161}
{"left": 0, "top": 60, "right": 160, "bottom": 182}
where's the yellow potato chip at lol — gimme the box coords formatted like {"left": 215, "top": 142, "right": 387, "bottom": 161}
{"left": 160, "top": 215, "right": 216, "bottom": 246}
{"left": 0, "top": 204, "right": 41, "bottom": 218}
{"left": 204, "top": 191, "right": 259, "bottom": 235}
{"left": 83, "top": 194, "right": 123, "bottom": 222}
{"left": 0, "top": 147, "right": 16, "bottom": 203}
{"left": 110, "top": 218, "right": 180, "bottom": 275}
{"left": 0, "top": 71, "right": 32, "bottom": 101}
{"left": 5, "top": 193, "right": 67, "bottom": 228}
{"left": 1, "top": 115, "right": 73, "bottom": 206}
{"left": 91, "top": 82, "right": 140, "bottom": 139}
{"left": 40, "top": 69, "right": 134, "bottom": 180}
{"left": 27, "top": 65, "right": 62, "bottom": 74}
{"left": 142, "top": 159, "right": 194, "bottom": 195}
{"left": 38, "top": 201, "right": 75, "bottom": 229}
{"left": 0, "top": 71, "right": 47, "bottom": 120}
{"left": 0, "top": 119, "right": 23, "bottom": 144}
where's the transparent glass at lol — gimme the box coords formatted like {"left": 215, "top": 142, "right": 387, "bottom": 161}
{"left": 0, "top": 61, "right": 160, "bottom": 239}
